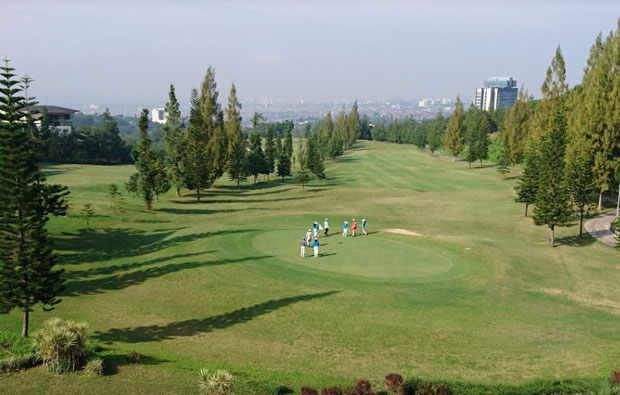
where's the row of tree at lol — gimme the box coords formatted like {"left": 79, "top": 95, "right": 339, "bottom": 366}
{"left": 513, "top": 20, "right": 620, "bottom": 246}
{"left": 127, "top": 67, "right": 299, "bottom": 209}
{"left": 37, "top": 109, "right": 132, "bottom": 164}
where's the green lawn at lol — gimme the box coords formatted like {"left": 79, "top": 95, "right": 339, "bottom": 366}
{"left": 1, "top": 140, "right": 620, "bottom": 393}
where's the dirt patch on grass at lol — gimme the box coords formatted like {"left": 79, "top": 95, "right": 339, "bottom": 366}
{"left": 383, "top": 228, "right": 423, "bottom": 236}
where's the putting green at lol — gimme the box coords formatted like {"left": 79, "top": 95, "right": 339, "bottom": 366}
{"left": 252, "top": 228, "right": 471, "bottom": 282}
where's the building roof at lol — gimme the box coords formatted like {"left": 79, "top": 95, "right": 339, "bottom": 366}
{"left": 22, "top": 105, "right": 79, "bottom": 115}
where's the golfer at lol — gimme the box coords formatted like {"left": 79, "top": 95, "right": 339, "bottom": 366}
{"left": 313, "top": 238, "right": 319, "bottom": 258}
{"left": 300, "top": 238, "right": 307, "bottom": 257}
{"left": 306, "top": 229, "right": 312, "bottom": 246}
{"left": 342, "top": 221, "right": 348, "bottom": 237}
{"left": 323, "top": 218, "right": 329, "bottom": 236}
{"left": 362, "top": 218, "right": 367, "bottom": 235}
{"left": 352, "top": 219, "right": 357, "bottom": 237}
{"left": 313, "top": 222, "right": 319, "bottom": 238}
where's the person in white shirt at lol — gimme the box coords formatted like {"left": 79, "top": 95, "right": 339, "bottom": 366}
{"left": 323, "top": 218, "right": 329, "bottom": 236}
{"left": 306, "top": 229, "right": 312, "bottom": 246}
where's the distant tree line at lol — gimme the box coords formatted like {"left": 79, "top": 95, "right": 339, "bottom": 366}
{"left": 36, "top": 109, "right": 132, "bottom": 164}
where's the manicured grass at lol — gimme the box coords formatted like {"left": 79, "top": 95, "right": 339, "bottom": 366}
{"left": 1, "top": 140, "right": 620, "bottom": 393}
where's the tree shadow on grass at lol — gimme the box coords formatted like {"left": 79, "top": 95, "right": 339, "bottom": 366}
{"left": 63, "top": 250, "right": 216, "bottom": 280}
{"left": 159, "top": 207, "right": 272, "bottom": 215}
{"left": 52, "top": 228, "right": 257, "bottom": 264}
{"left": 95, "top": 290, "right": 340, "bottom": 343}
{"left": 170, "top": 195, "right": 315, "bottom": 205}
{"left": 63, "top": 255, "right": 272, "bottom": 296}
{"left": 102, "top": 352, "right": 168, "bottom": 375}
{"left": 555, "top": 233, "right": 597, "bottom": 247}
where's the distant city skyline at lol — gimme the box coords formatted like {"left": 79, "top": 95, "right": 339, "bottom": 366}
{"left": 3, "top": 1, "right": 620, "bottom": 114}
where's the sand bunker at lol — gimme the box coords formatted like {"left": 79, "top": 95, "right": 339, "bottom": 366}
{"left": 383, "top": 228, "right": 422, "bottom": 236}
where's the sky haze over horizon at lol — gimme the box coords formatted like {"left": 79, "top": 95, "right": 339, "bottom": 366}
{"left": 3, "top": 1, "right": 620, "bottom": 112}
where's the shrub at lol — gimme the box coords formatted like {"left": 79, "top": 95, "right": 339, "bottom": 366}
{"left": 301, "top": 387, "right": 319, "bottom": 395}
{"left": 611, "top": 369, "right": 620, "bottom": 387}
{"left": 126, "top": 351, "right": 141, "bottom": 364}
{"left": 416, "top": 382, "right": 451, "bottom": 395}
{"left": 321, "top": 387, "right": 342, "bottom": 395}
{"left": 0, "top": 330, "right": 34, "bottom": 358}
{"left": 385, "top": 374, "right": 404, "bottom": 394}
{"left": 199, "top": 368, "right": 237, "bottom": 395}
{"left": 84, "top": 357, "right": 104, "bottom": 376}
{"left": 344, "top": 380, "right": 375, "bottom": 395}
{"left": 0, "top": 354, "right": 38, "bottom": 373}
{"left": 32, "top": 318, "right": 89, "bottom": 373}
{"left": 0, "top": 330, "right": 37, "bottom": 373}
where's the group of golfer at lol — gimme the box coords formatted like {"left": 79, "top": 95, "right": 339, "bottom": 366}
{"left": 300, "top": 218, "right": 368, "bottom": 259}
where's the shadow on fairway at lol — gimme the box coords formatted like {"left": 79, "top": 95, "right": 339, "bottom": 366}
{"left": 53, "top": 228, "right": 257, "bottom": 264}
{"left": 63, "top": 250, "right": 216, "bottom": 280}
{"left": 320, "top": 253, "right": 337, "bottom": 257}
{"left": 170, "top": 195, "right": 316, "bottom": 205}
{"left": 63, "top": 255, "right": 272, "bottom": 296}
{"left": 555, "top": 233, "right": 597, "bottom": 247}
{"left": 95, "top": 290, "right": 340, "bottom": 343}
{"left": 102, "top": 352, "right": 168, "bottom": 375}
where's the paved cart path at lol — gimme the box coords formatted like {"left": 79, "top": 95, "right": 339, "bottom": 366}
{"left": 585, "top": 211, "right": 617, "bottom": 247}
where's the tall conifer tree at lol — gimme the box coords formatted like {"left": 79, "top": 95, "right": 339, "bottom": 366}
{"left": 183, "top": 88, "right": 210, "bottom": 201}
{"left": 515, "top": 140, "right": 540, "bottom": 217}
{"left": 225, "top": 83, "right": 246, "bottom": 187}
{"left": 127, "top": 109, "right": 158, "bottom": 210}
{"left": 533, "top": 108, "right": 573, "bottom": 247}
{"left": 265, "top": 125, "right": 276, "bottom": 179}
{"left": 443, "top": 96, "right": 465, "bottom": 158}
{"left": 0, "top": 59, "right": 69, "bottom": 337}
{"left": 566, "top": 146, "right": 595, "bottom": 238}
{"left": 163, "top": 84, "right": 185, "bottom": 197}
{"left": 476, "top": 113, "right": 491, "bottom": 165}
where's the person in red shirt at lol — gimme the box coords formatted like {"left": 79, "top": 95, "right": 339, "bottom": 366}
{"left": 352, "top": 219, "right": 357, "bottom": 237}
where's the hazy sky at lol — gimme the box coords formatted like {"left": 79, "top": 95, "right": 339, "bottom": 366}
{"left": 3, "top": 1, "right": 620, "bottom": 109}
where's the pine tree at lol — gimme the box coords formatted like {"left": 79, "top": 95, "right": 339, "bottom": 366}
{"left": 225, "top": 83, "right": 246, "bottom": 187}
{"left": 496, "top": 148, "right": 510, "bottom": 179}
{"left": 153, "top": 157, "right": 171, "bottom": 201}
{"left": 333, "top": 109, "right": 347, "bottom": 155}
{"left": 0, "top": 59, "right": 69, "bottom": 337}
{"left": 345, "top": 100, "right": 361, "bottom": 149}
{"left": 566, "top": 146, "right": 595, "bottom": 238}
{"left": 580, "top": 26, "right": 620, "bottom": 210}
{"left": 532, "top": 45, "right": 568, "bottom": 141}
{"left": 183, "top": 88, "right": 210, "bottom": 201}
{"left": 265, "top": 125, "right": 276, "bottom": 179}
{"left": 276, "top": 149, "right": 291, "bottom": 181}
{"left": 127, "top": 109, "right": 158, "bottom": 210}
{"left": 515, "top": 139, "right": 540, "bottom": 217}
{"left": 443, "top": 95, "right": 465, "bottom": 158}
{"left": 245, "top": 132, "right": 268, "bottom": 184}
{"left": 284, "top": 124, "right": 293, "bottom": 162}
{"left": 318, "top": 112, "right": 334, "bottom": 155}
{"left": 533, "top": 108, "right": 573, "bottom": 247}
{"left": 274, "top": 136, "right": 282, "bottom": 158}
{"left": 464, "top": 105, "right": 481, "bottom": 168}
{"left": 201, "top": 67, "right": 226, "bottom": 181}
{"left": 428, "top": 113, "right": 445, "bottom": 153}
{"left": 504, "top": 87, "right": 531, "bottom": 167}
{"left": 306, "top": 136, "right": 325, "bottom": 181}
{"left": 163, "top": 84, "right": 185, "bottom": 197}
{"left": 476, "top": 113, "right": 491, "bottom": 165}
{"left": 296, "top": 137, "right": 310, "bottom": 191}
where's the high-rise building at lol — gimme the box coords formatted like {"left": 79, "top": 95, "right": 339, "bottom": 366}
{"left": 474, "top": 77, "right": 518, "bottom": 111}
{"left": 151, "top": 108, "right": 167, "bottom": 124}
